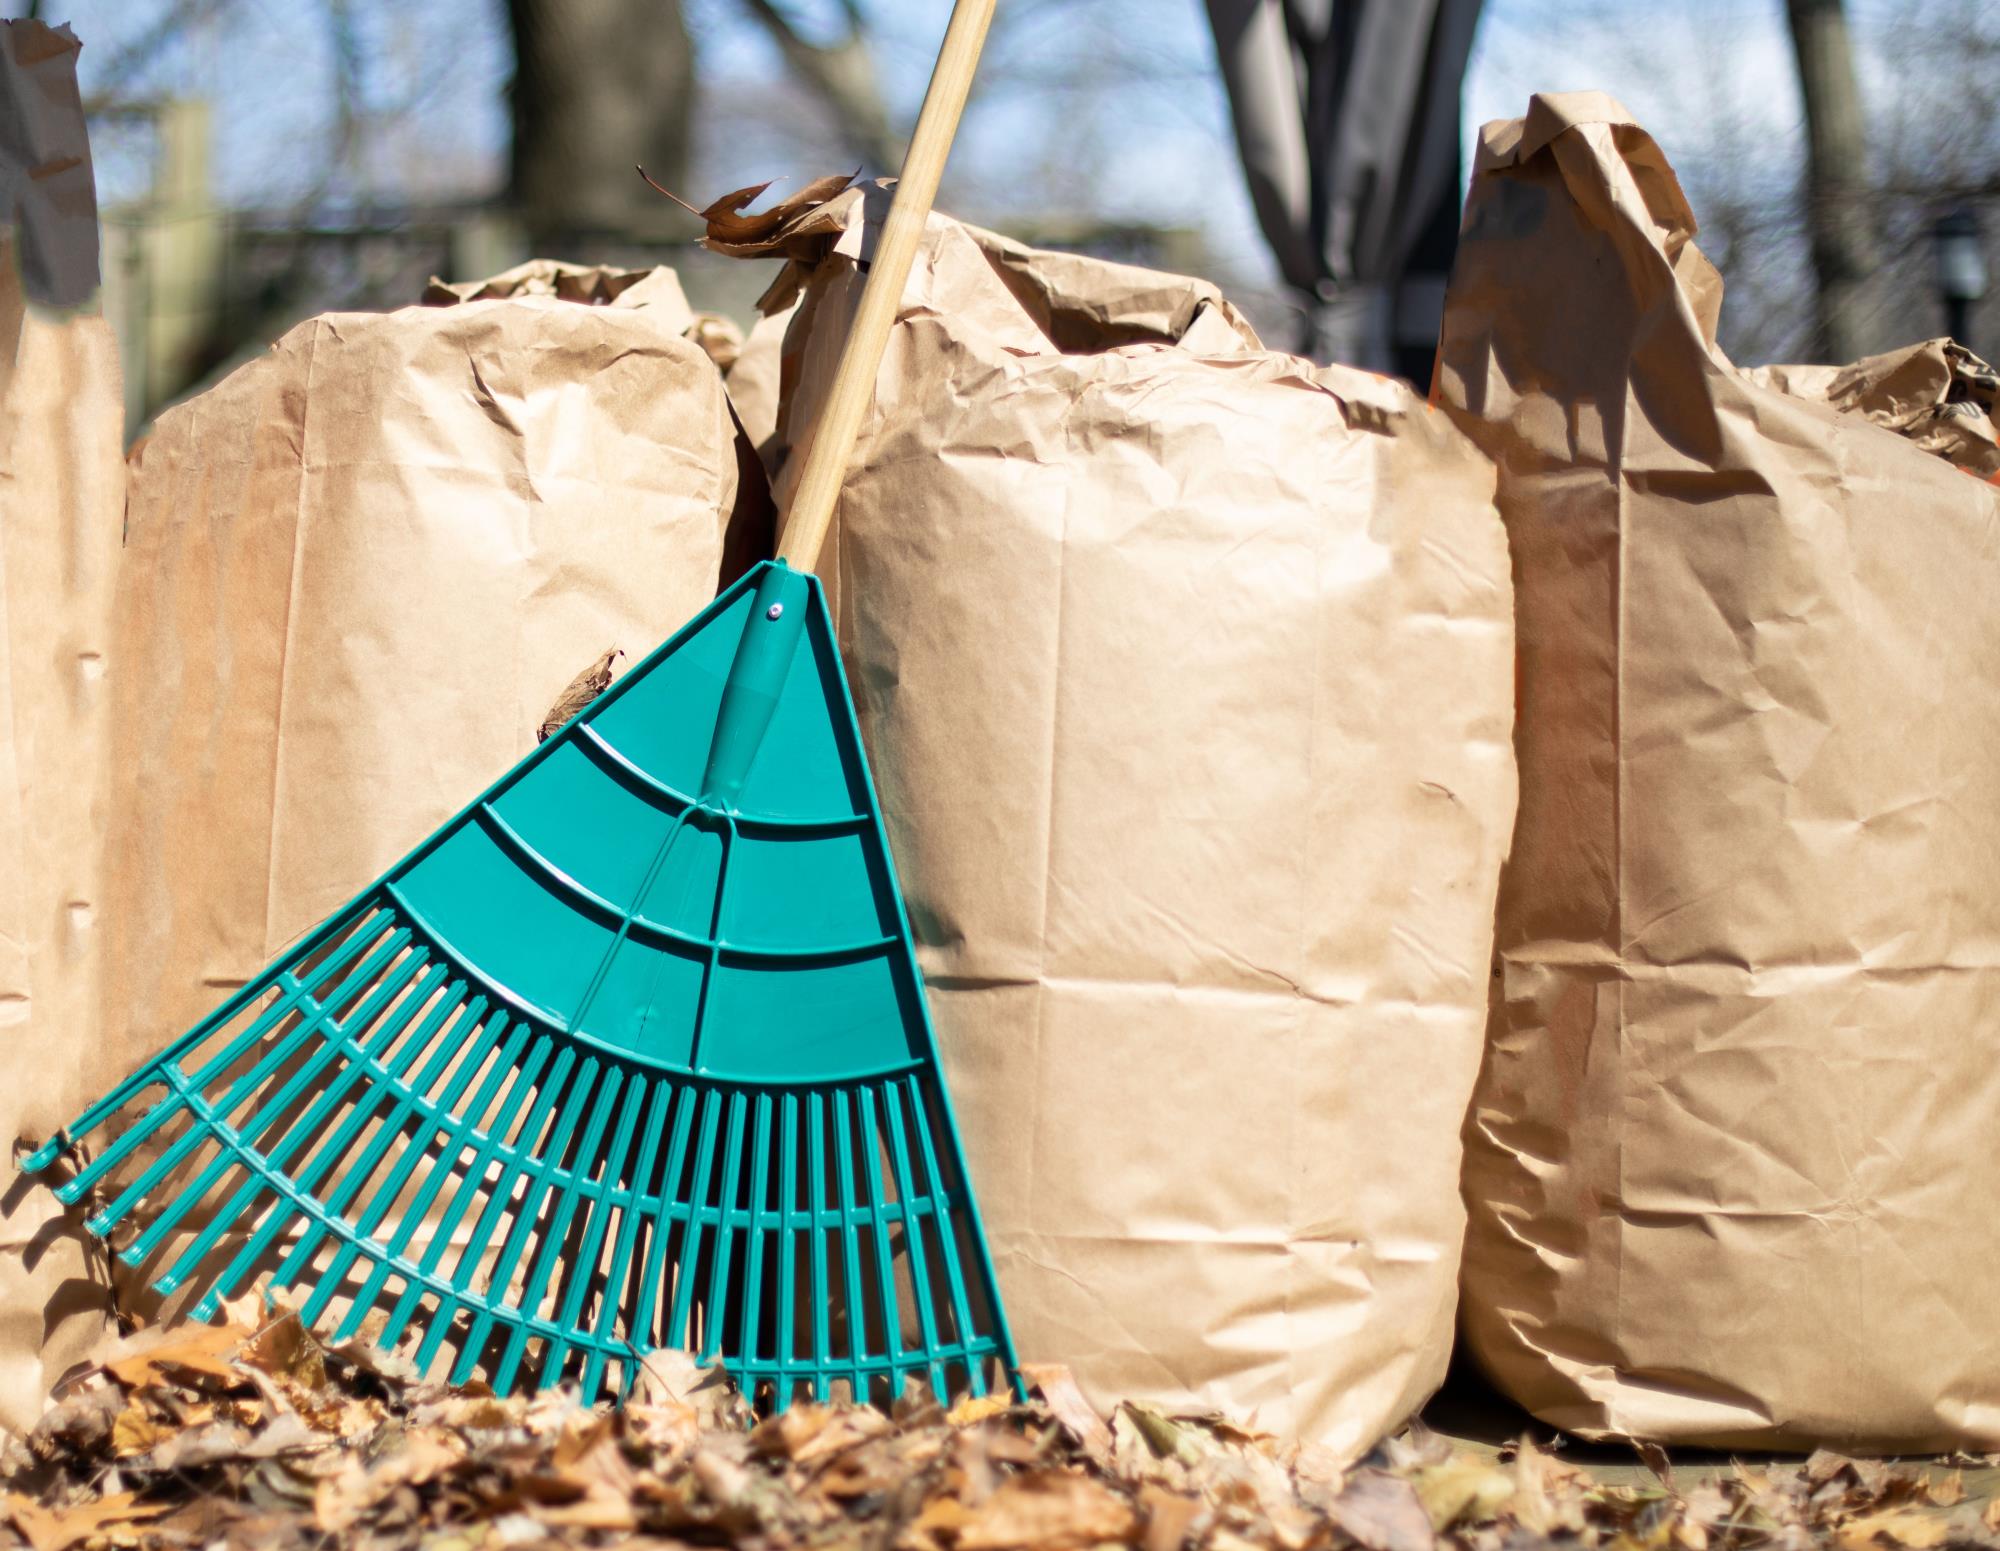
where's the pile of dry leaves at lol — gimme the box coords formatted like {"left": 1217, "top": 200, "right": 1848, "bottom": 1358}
{"left": 0, "top": 1300, "right": 1991, "bottom": 1551}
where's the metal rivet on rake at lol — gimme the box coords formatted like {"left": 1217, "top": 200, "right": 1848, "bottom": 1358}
{"left": 766, "top": 603, "right": 784, "bottom": 620}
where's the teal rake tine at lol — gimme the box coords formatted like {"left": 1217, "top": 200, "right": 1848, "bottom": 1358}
{"left": 907, "top": 1074, "right": 984, "bottom": 1395}
{"left": 808, "top": 1091, "right": 832, "bottom": 1402}
{"left": 541, "top": 1069, "right": 647, "bottom": 1389}
{"left": 219, "top": 990, "right": 491, "bottom": 1322}
{"left": 491, "top": 1063, "right": 626, "bottom": 1391}
{"left": 346, "top": 1014, "right": 522, "bottom": 1347}
{"left": 881, "top": 1078, "right": 944, "bottom": 1395}
{"left": 189, "top": 977, "right": 481, "bottom": 1320}
{"left": 628, "top": 1080, "right": 697, "bottom": 1362}
{"left": 361, "top": 1019, "right": 547, "bottom": 1344}
{"left": 663, "top": 1086, "right": 724, "bottom": 1356}
{"left": 297, "top": 1004, "right": 512, "bottom": 1328}
{"left": 120, "top": 946, "right": 433, "bottom": 1268}
{"left": 858, "top": 1085, "right": 908, "bottom": 1391}
{"left": 833, "top": 1088, "right": 871, "bottom": 1397}
{"left": 154, "top": 958, "right": 450, "bottom": 1297}
{"left": 776, "top": 1092, "right": 801, "bottom": 1403}
{"left": 25, "top": 557, "right": 1020, "bottom": 1408}
{"left": 696, "top": 1090, "right": 749, "bottom": 1365}
{"left": 580, "top": 1077, "right": 670, "bottom": 1399}
{"left": 440, "top": 1047, "right": 586, "bottom": 1381}
{"left": 146, "top": 939, "right": 428, "bottom": 1279}
{"left": 92, "top": 929, "right": 415, "bottom": 1239}
{"left": 52, "top": 912, "right": 392, "bottom": 1204}
{"left": 31, "top": 903, "right": 388, "bottom": 1183}
{"left": 737, "top": 1092, "right": 775, "bottom": 1389}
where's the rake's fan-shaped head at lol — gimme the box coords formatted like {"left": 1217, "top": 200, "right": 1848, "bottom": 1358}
{"left": 23, "top": 561, "right": 1017, "bottom": 1409}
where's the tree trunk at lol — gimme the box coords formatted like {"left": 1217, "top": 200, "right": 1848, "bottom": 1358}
{"left": 506, "top": 0, "right": 694, "bottom": 259}
{"left": 1785, "top": 0, "right": 1874, "bottom": 361}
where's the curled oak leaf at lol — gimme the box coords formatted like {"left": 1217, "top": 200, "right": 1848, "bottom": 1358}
{"left": 640, "top": 168, "right": 860, "bottom": 249}
{"left": 708, "top": 171, "right": 861, "bottom": 246}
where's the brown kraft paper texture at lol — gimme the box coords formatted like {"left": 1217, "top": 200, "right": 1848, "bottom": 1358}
{"left": 1442, "top": 92, "right": 2000, "bottom": 1451}
{"left": 744, "top": 186, "right": 1516, "bottom": 1456}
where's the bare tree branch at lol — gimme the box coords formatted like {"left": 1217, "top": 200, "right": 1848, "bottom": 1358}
{"left": 736, "top": 0, "right": 900, "bottom": 174}
{"left": 79, "top": 0, "right": 233, "bottom": 109}
{"left": 326, "top": 0, "right": 364, "bottom": 196}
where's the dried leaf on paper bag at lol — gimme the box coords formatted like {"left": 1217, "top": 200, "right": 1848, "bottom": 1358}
{"left": 537, "top": 648, "right": 623, "bottom": 742}
{"left": 639, "top": 168, "right": 859, "bottom": 252}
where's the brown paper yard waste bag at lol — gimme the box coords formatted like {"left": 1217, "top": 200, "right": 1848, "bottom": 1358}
{"left": 736, "top": 189, "right": 1516, "bottom": 1454}
{"left": 95, "top": 261, "right": 757, "bottom": 1320}
{"left": 1441, "top": 93, "right": 2000, "bottom": 1451}
{"left": 0, "top": 22, "right": 125, "bottom": 1431}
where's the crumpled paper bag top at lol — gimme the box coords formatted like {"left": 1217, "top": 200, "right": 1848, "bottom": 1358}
{"left": 422, "top": 257, "right": 694, "bottom": 315}
{"left": 1749, "top": 337, "right": 2000, "bottom": 478}
{"left": 703, "top": 178, "right": 1266, "bottom": 356}
{"left": 420, "top": 258, "right": 746, "bottom": 372}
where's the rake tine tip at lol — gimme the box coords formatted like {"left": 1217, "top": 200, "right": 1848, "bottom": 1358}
{"left": 18, "top": 1135, "right": 67, "bottom": 1173}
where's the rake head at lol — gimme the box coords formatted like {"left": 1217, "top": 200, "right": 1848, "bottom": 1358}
{"left": 24, "top": 564, "right": 1017, "bottom": 1409}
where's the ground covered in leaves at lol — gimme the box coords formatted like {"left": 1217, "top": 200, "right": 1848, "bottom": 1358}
{"left": 1, "top": 1302, "right": 1993, "bottom": 1551}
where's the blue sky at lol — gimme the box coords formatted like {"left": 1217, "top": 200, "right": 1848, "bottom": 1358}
{"left": 53, "top": 2, "right": 1807, "bottom": 212}
{"left": 35, "top": 0, "right": 1875, "bottom": 342}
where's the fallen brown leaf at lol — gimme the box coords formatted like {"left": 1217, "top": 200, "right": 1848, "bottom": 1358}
{"left": 956, "top": 1469, "right": 1140, "bottom": 1551}
{"left": 314, "top": 1428, "right": 464, "bottom": 1533}
{"left": 1138, "top": 1481, "right": 1204, "bottom": 1551}
{"left": 3, "top": 1491, "right": 169, "bottom": 1551}
{"left": 101, "top": 1321, "right": 242, "bottom": 1388}
{"left": 238, "top": 1309, "right": 326, "bottom": 1390}
{"left": 1326, "top": 1467, "right": 1437, "bottom": 1551}
{"left": 1837, "top": 1508, "right": 1949, "bottom": 1550}
{"left": 1409, "top": 1453, "right": 1517, "bottom": 1531}
{"left": 5, "top": 1285, "right": 1985, "bottom": 1551}
{"left": 1022, "top": 1363, "right": 1113, "bottom": 1463}
{"left": 947, "top": 1393, "right": 1013, "bottom": 1428}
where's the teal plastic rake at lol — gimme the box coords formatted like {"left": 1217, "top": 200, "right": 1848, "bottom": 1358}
{"left": 23, "top": 0, "right": 1015, "bottom": 1409}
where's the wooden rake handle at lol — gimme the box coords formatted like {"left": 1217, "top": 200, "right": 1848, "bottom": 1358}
{"left": 775, "top": 0, "right": 995, "bottom": 572}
